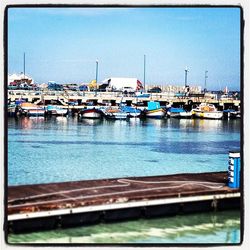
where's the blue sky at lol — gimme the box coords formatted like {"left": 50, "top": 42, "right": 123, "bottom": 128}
{"left": 8, "top": 7, "right": 241, "bottom": 90}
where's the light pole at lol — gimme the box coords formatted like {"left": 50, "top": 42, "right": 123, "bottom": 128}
{"left": 184, "top": 66, "right": 189, "bottom": 87}
{"left": 204, "top": 70, "right": 208, "bottom": 93}
{"left": 95, "top": 59, "right": 99, "bottom": 83}
{"left": 95, "top": 59, "right": 99, "bottom": 97}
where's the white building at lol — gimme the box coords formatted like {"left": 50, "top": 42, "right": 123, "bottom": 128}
{"left": 102, "top": 77, "right": 143, "bottom": 91}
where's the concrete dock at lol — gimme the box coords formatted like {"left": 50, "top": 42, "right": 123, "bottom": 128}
{"left": 7, "top": 172, "right": 240, "bottom": 233}
{"left": 8, "top": 90, "right": 241, "bottom": 110}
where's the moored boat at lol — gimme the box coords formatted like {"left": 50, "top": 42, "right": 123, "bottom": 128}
{"left": 80, "top": 107, "right": 104, "bottom": 119}
{"left": 104, "top": 107, "right": 129, "bottom": 120}
{"left": 167, "top": 107, "right": 192, "bottom": 118}
{"left": 135, "top": 92, "right": 150, "bottom": 98}
{"left": 146, "top": 101, "right": 166, "bottom": 119}
{"left": 120, "top": 104, "right": 141, "bottom": 118}
{"left": 223, "top": 109, "right": 239, "bottom": 119}
{"left": 46, "top": 105, "right": 68, "bottom": 116}
{"left": 8, "top": 103, "right": 17, "bottom": 117}
{"left": 19, "top": 102, "right": 45, "bottom": 117}
{"left": 192, "top": 103, "right": 223, "bottom": 119}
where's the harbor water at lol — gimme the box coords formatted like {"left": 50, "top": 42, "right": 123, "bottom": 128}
{"left": 7, "top": 116, "right": 241, "bottom": 243}
{"left": 8, "top": 117, "right": 240, "bottom": 185}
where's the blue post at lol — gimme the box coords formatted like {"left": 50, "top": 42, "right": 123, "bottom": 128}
{"left": 228, "top": 151, "right": 240, "bottom": 188}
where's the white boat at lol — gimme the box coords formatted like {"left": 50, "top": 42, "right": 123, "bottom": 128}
{"left": 20, "top": 102, "right": 45, "bottom": 117}
{"left": 47, "top": 105, "right": 68, "bottom": 116}
{"left": 192, "top": 103, "right": 223, "bottom": 119}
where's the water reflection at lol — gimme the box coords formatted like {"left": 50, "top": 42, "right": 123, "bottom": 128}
{"left": 8, "top": 116, "right": 241, "bottom": 185}
{"left": 13, "top": 117, "right": 45, "bottom": 130}
{"left": 8, "top": 116, "right": 241, "bottom": 131}
{"left": 141, "top": 118, "right": 168, "bottom": 127}
{"left": 55, "top": 116, "right": 68, "bottom": 123}
{"left": 79, "top": 118, "right": 104, "bottom": 126}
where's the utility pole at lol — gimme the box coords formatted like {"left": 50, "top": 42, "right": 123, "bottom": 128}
{"left": 95, "top": 59, "right": 99, "bottom": 83}
{"left": 23, "top": 52, "right": 26, "bottom": 79}
{"left": 204, "top": 70, "right": 208, "bottom": 92}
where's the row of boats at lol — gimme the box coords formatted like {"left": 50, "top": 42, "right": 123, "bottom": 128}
{"left": 8, "top": 101, "right": 240, "bottom": 120}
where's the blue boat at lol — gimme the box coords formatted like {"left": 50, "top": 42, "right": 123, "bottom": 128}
{"left": 104, "top": 107, "right": 129, "bottom": 120}
{"left": 145, "top": 101, "right": 166, "bottom": 119}
{"left": 223, "top": 109, "right": 240, "bottom": 119}
{"left": 46, "top": 105, "right": 68, "bottom": 116}
{"left": 135, "top": 92, "right": 150, "bottom": 98}
{"left": 167, "top": 107, "right": 192, "bottom": 118}
{"left": 120, "top": 104, "right": 141, "bottom": 118}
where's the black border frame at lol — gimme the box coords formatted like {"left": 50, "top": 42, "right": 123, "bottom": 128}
{"left": 3, "top": 4, "right": 244, "bottom": 247}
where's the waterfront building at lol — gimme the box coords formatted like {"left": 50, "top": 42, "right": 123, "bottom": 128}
{"left": 8, "top": 73, "right": 34, "bottom": 85}
{"left": 102, "top": 77, "right": 143, "bottom": 92}
{"left": 147, "top": 84, "right": 202, "bottom": 94}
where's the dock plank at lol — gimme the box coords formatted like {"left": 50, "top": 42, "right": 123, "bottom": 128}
{"left": 8, "top": 171, "right": 238, "bottom": 216}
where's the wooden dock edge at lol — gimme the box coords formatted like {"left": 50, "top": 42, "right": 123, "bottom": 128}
{"left": 8, "top": 192, "right": 240, "bottom": 221}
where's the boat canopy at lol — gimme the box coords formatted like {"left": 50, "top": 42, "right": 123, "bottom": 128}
{"left": 169, "top": 107, "right": 185, "bottom": 113}
{"left": 147, "top": 101, "right": 161, "bottom": 110}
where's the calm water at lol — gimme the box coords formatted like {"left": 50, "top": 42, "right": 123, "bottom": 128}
{"left": 8, "top": 116, "right": 240, "bottom": 185}
{"left": 7, "top": 116, "right": 241, "bottom": 244}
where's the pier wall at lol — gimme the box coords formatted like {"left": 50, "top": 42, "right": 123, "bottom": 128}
{"left": 7, "top": 90, "right": 240, "bottom": 110}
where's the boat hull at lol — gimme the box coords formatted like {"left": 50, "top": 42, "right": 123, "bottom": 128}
{"left": 105, "top": 112, "right": 128, "bottom": 120}
{"left": 54, "top": 109, "right": 68, "bottom": 115}
{"left": 80, "top": 109, "right": 103, "bottom": 119}
{"left": 8, "top": 104, "right": 16, "bottom": 117}
{"left": 47, "top": 106, "right": 68, "bottom": 116}
{"left": 169, "top": 111, "right": 192, "bottom": 118}
{"left": 146, "top": 108, "right": 166, "bottom": 119}
{"left": 27, "top": 109, "right": 45, "bottom": 116}
{"left": 193, "top": 110, "right": 223, "bottom": 119}
{"left": 128, "top": 112, "right": 141, "bottom": 118}
{"left": 19, "top": 103, "right": 45, "bottom": 116}
{"left": 223, "top": 110, "right": 239, "bottom": 119}
{"left": 120, "top": 105, "right": 142, "bottom": 118}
